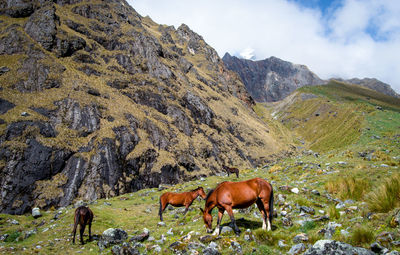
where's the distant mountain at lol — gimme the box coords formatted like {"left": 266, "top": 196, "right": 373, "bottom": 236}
{"left": 222, "top": 53, "right": 324, "bottom": 102}
{"left": 333, "top": 78, "right": 399, "bottom": 98}
{"left": 223, "top": 53, "right": 399, "bottom": 102}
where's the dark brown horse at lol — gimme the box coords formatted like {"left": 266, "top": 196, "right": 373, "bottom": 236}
{"left": 72, "top": 206, "right": 94, "bottom": 244}
{"left": 222, "top": 165, "right": 239, "bottom": 178}
{"left": 201, "top": 178, "right": 273, "bottom": 236}
{"left": 159, "top": 187, "right": 207, "bottom": 221}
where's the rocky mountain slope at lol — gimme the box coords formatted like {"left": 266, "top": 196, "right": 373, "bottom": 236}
{"left": 0, "top": 0, "right": 292, "bottom": 214}
{"left": 222, "top": 53, "right": 324, "bottom": 102}
{"left": 223, "top": 53, "right": 399, "bottom": 102}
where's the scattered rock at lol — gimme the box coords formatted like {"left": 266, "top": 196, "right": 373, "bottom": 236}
{"left": 8, "top": 219, "right": 19, "bottom": 225}
{"left": 203, "top": 242, "right": 220, "bottom": 255}
{"left": 230, "top": 241, "right": 242, "bottom": 254}
{"left": 98, "top": 228, "right": 128, "bottom": 250}
{"left": 311, "top": 190, "right": 320, "bottom": 196}
{"left": 104, "top": 202, "right": 112, "bottom": 206}
{"left": 0, "top": 234, "right": 9, "bottom": 241}
{"left": 291, "top": 188, "right": 299, "bottom": 194}
{"left": 300, "top": 206, "right": 315, "bottom": 215}
{"left": 288, "top": 243, "right": 307, "bottom": 255}
{"left": 336, "top": 203, "right": 346, "bottom": 209}
{"left": 32, "top": 207, "right": 42, "bottom": 219}
{"left": 187, "top": 242, "right": 205, "bottom": 250}
{"left": 325, "top": 222, "right": 342, "bottom": 239}
{"left": 169, "top": 241, "right": 187, "bottom": 254}
{"left": 75, "top": 200, "right": 87, "bottom": 208}
{"left": 157, "top": 222, "right": 166, "bottom": 227}
{"left": 278, "top": 240, "right": 287, "bottom": 247}
{"left": 304, "top": 240, "right": 374, "bottom": 255}
{"left": 166, "top": 228, "right": 174, "bottom": 236}
{"left": 376, "top": 232, "right": 394, "bottom": 248}
{"left": 130, "top": 228, "right": 149, "bottom": 242}
{"left": 199, "top": 235, "right": 214, "bottom": 244}
{"left": 282, "top": 217, "right": 293, "bottom": 227}
{"left": 0, "top": 66, "right": 10, "bottom": 75}
{"left": 293, "top": 233, "right": 309, "bottom": 243}
{"left": 220, "top": 226, "right": 234, "bottom": 235}
{"left": 23, "top": 229, "right": 37, "bottom": 239}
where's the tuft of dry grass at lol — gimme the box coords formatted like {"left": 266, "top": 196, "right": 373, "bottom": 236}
{"left": 365, "top": 174, "right": 400, "bottom": 213}
{"left": 350, "top": 224, "right": 375, "bottom": 246}
{"left": 325, "top": 176, "right": 369, "bottom": 200}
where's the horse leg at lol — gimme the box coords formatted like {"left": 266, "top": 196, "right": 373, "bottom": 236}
{"left": 226, "top": 207, "right": 241, "bottom": 236}
{"left": 212, "top": 209, "right": 224, "bottom": 235}
{"left": 159, "top": 200, "right": 168, "bottom": 221}
{"left": 236, "top": 170, "right": 239, "bottom": 178}
{"left": 88, "top": 219, "right": 92, "bottom": 242}
{"left": 184, "top": 204, "right": 189, "bottom": 215}
{"left": 80, "top": 223, "right": 86, "bottom": 245}
{"left": 256, "top": 199, "right": 268, "bottom": 230}
{"left": 259, "top": 198, "right": 271, "bottom": 231}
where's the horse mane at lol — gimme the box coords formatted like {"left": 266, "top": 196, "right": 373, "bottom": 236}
{"left": 191, "top": 186, "right": 202, "bottom": 192}
{"left": 205, "top": 189, "right": 214, "bottom": 201}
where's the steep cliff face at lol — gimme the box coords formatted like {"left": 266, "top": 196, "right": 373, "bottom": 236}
{"left": 0, "top": 0, "right": 289, "bottom": 214}
{"left": 222, "top": 53, "right": 324, "bottom": 102}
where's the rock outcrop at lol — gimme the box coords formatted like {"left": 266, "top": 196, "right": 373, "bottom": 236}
{"left": 222, "top": 53, "right": 324, "bottom": 102}
{"left": 0, "top": 0, "right": 288, "bottom": 214}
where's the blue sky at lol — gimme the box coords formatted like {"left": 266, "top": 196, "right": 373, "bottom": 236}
{"left": 130, "top": 0, "right": 400, "bottom": 93}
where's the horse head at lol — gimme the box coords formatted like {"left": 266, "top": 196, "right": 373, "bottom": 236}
{"left": 197, "top": 187, "right": 207, "bottom": 199}
{"left": 200, "top": 208, "right": 213, "bottom": 233}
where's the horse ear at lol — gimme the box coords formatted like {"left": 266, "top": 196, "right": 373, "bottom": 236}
{"left": 199, "top": 208, "right": 204, "bottom": 213}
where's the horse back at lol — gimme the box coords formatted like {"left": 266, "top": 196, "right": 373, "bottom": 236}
{"left": 160, "top": 191, "right": 188, "bottom": 206}
{"left": 214, "top": 178, "right": 272, "bottom": 207}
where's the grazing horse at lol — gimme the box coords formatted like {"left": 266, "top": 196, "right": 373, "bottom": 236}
{"left": 201, "top": 178, "right": 273, "bottom": 236}
{"left": 72, "top": 206, "right": 94, "bottom": 245}
{"left": 222, "top": 165, "right": 239, "bottom": 178}
{"left": 159, "top": 187, "right": 207, "bottom": 221}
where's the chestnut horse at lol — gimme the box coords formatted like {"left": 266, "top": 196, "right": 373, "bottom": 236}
{"left": 201, "top": 178, "right": 273, "bottom": 236}
{"left": 159, "top": 187, "right": 207, "bottom": 221}
{"left": 222, "top": 165, "right": 239, "bottom": 178}
{"left": 72, "top": 206, "right": 94, "bottom": 244}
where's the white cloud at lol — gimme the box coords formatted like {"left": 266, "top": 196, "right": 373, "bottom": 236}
{"left": 129, "top": 0, "right": 400, "bottom": 93}
{"left": 239, "top": 48, "right": 256, "bottom": 60}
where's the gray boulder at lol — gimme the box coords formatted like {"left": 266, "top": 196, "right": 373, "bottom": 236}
{"left": 98, "top": 228, "right": 128, "bottom": 250}
{"left": 288, "top": 243, "right": 307, "bottom": 255}
{"left": 304, "top": 240, "right": 374, "bottom": 255}
{"left": 32, "top": 207, "right": 42, "bottom": 218}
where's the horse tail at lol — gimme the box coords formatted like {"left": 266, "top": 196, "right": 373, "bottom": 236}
{"left": 159, "top": 197, "right": 163, "bottom": 221}
{"left": 268, "top": 186, "right": 274, "bottom": 224}
{"left": 72, "top": 207, "right": 80, "bottom": 235}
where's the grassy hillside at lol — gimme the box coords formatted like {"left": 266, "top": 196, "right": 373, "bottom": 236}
{"left": 0, "top": 120, "right": 399, "bottom": 254}
{"left": 1, "top": 86, "right": 399, "bottom": 253}
{"left": 266, "top": 81, "right": 400, "bottom": 152}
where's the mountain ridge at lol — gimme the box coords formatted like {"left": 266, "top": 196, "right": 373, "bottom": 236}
{"left": 223, "top": 53, "right": 399, "bottom": 102}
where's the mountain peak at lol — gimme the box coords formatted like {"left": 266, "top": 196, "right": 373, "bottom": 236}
{"left": 222, "top": 54, "right": 324, "bottom": 102}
